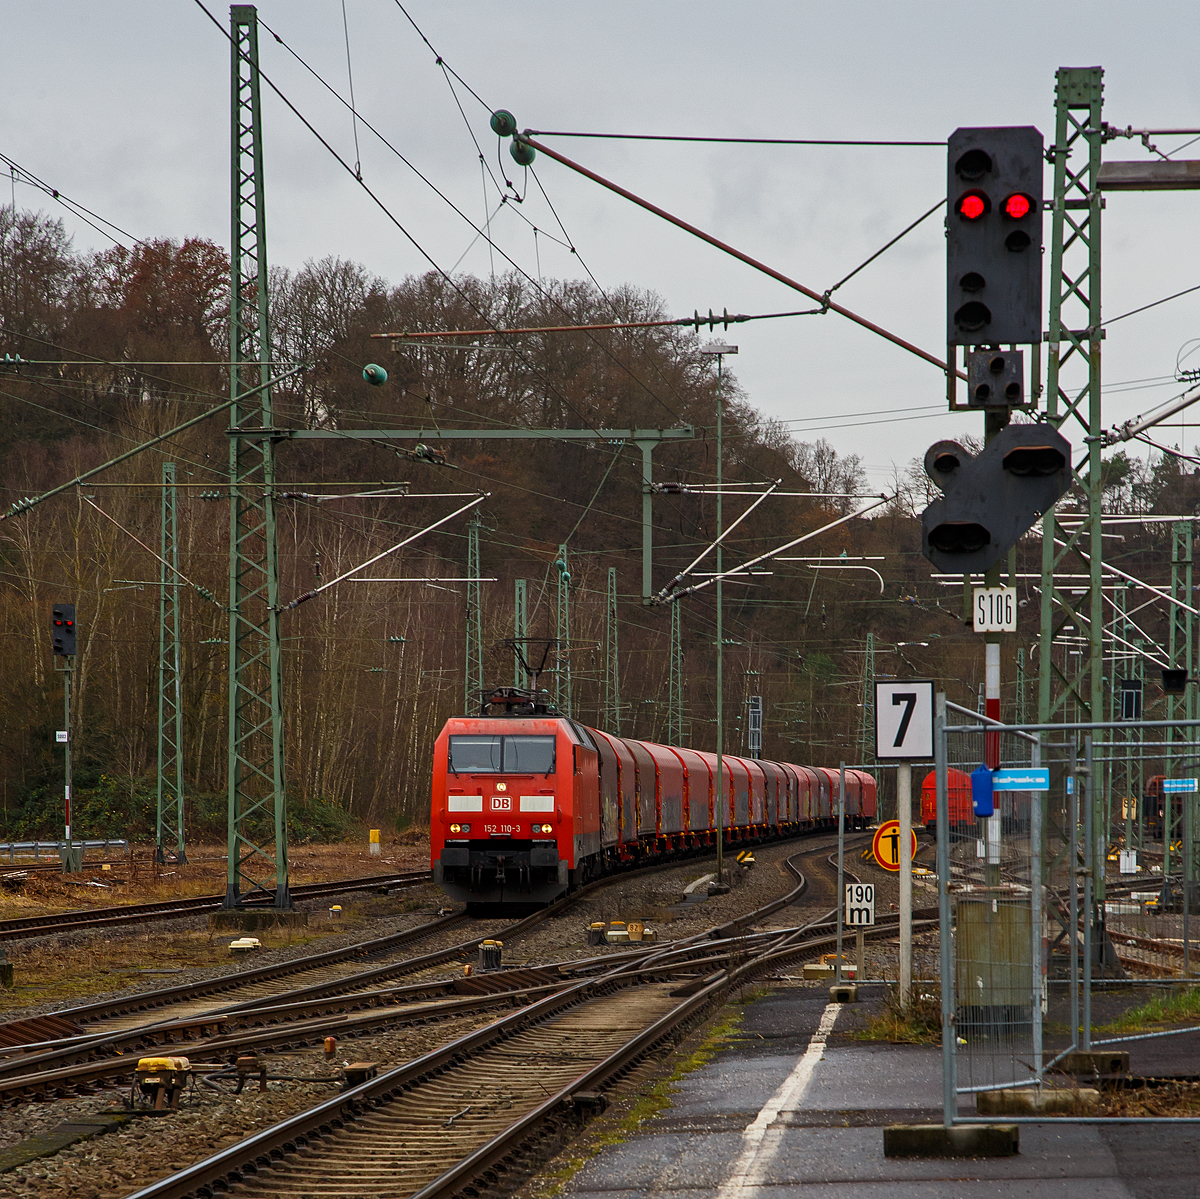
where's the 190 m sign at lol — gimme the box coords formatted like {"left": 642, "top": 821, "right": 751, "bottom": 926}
{"left": 973, "top": 586, "right": 1017, "bottom": 633}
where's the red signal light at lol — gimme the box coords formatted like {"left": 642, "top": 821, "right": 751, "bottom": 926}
{"left": 1003, "top": 193, "right": 1032, "bottom": 220}
{"left": 956, "top": 192, "right": 989, "bottom": 220}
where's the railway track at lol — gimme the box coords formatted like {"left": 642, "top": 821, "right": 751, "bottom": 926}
{"left": 3, "top": 832, "right": 865, "bottom": 1043}
{"left": 112, "top": 843, "right": 912, "bottom": 1199}
{"left": 0, "top": 870, "right": 434, "bottom": 941}
{"left": 0, "top": 836, "right": 870, "bottom": 1109}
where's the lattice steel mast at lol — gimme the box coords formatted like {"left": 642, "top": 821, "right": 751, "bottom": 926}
{"left": 1038, "top": 67, "right": 1104, "bottom": 733}
{"left": 555, "top": 545, "right": 571, "bottom": 716}
{"left": 513, "top": 578, "right": 527, "bottom": 689}
{"left": 1037, "top": 67, "right": 1105, "bottom": 917}
{"left": 225, "top": 4, "right": 289, "bottom": 908}
{"left": 668, "top": 600, "right": 683, "bottom": 744}
{"left": 465, "top": 513, "right": 483, "bottom": 712}
{"left": 604, "top": 566, "right": 620, "bottom": 732}
{"left": 156, "top": 462, "right": 186, "bottom": 864}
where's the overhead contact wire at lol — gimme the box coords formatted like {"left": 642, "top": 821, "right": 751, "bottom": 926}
{"left": 519, "top": 135, "right": 964, "bottom": 380}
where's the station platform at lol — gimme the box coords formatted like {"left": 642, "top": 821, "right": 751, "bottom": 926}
{"left": 558, "top": 982, "right": 1200, "bottom": 1199}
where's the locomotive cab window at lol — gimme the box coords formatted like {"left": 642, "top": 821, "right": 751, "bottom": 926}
{"left": 504, "top": 735, "right": 556, "bottom": 774}
{"left": 448, "top": 735, "right": 502, "bottom": 773}
{"left": 449, "top": 734, "right": 556, "bottom": 774}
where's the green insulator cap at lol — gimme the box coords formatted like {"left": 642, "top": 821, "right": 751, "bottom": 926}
{"left": 363, "top": 363, "right": 388, "bottom": 386}
{"left": 490, "top": 110, "right": 517, "bottom": 138}
{"left": 510, "top": 138, "right": 536, "bottom": 167}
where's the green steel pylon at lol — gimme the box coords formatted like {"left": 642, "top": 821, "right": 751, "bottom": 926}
{"left": 155, "top": 461, "right": 186, "bottom": 864}
{"left": 857, "top": 632, "right": 875, "bottom": 769}
{"left": 1108, "top": 586, "right": 1144, "bottom": 849}
{"left": 1164, "top": 523, "right": 1195, "bottom": 881}
{"left": 465, "top": 514, "right": 483, "bottom": 713}
{"left": 1038, "top": 66, "right": 1104, "bottom": 732}
{"left": 668, "top": 599, "right": 683, "bottom": 744}
{"left": 555, "top": 545, "right": 571, "bottom": 717}
{"left": 604, "top": 567, "right": 620, "bottom": 732}
{"left": 225, "top": 4, "right": 289, "bottom": 909}
{"left": 1015, "top": 647, "right": 1027, "bottom": 728}
{"left": 513, "top": 578, "right": 527, "bottom": 688}
{"left": 1036, "top": 67, "right": 1106, "bottom": 909}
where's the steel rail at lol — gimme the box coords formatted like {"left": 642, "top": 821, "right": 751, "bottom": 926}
{"left": 0, "top": 834, "right": 847, "bottom": 1060}
{"left": 0, "top": 929, "right": 846, "bottom": 1102}
{"left": 0, "top": 870, "right": 432, "bottom": 941}
{"left": 118, "top": 845, "right": 881, "bottom": 1198}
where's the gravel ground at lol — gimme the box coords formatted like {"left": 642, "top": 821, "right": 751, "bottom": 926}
{"left": 0, "top": 1012, "right": 501, "bottom": 1199}
{"left": 0, "top": 882, "right": 457, "bottom": 1025}
{"left": 0, "top": 829, "right": 887, "bottom": 1196}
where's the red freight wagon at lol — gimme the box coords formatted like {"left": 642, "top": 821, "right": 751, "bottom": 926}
{"left": 920, "top": 767, "right": 974, "bottom": 830}
{"left": 431, "top": 705, "right": 879, "bottom": 906}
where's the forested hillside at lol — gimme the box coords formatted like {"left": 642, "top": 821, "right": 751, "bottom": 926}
{"left": 2, "top": 205, "right": 1196, "bottom": 837}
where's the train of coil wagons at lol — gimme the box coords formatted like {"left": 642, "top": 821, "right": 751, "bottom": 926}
{"left": 430, "top": 696, "right": 877, "bottom": 905}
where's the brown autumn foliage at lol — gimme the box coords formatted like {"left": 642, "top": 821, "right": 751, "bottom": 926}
{"left": 2, "top": 205, "right": 1194, "bottom": 837}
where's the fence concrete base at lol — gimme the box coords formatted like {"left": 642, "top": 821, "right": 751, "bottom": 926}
{"left": 883, "top": 1124, "right": 1019, "bottom": 1158}
{"left": 977, "top": 1087, "right": 1098, "bottom": 1115}
{"left": 1057, "top": 1050, "right": 1129, "bottom": 1076}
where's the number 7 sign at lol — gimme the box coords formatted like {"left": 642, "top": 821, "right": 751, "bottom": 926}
{"left": 874, "top": 680, "right": 934, "bottom": 761}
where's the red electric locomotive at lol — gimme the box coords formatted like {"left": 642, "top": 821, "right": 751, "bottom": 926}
{"left": 430, "top": 697, "right": 877, "bottom": 906}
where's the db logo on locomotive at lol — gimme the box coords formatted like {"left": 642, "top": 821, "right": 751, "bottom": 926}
{"left": 490, "top": 796, "right": 512, "bottom": 811}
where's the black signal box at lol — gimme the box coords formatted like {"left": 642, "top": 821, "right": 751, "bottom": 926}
{"left": 51, "top": 603, "right": 77, "bottom": 657}
{"left": 948, "top": 126, "right": 1044, "bottom": 346}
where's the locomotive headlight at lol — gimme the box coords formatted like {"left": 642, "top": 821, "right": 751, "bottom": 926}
{"left": 460, "top": 823, "right": 471, "bottom": 832}
{"left": 536, "top": 823, "right": 554, "bottom": 834}
{"left": 449, "top": 823, "right": 462, "bottom": 833}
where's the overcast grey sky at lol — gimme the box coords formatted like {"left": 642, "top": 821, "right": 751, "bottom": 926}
{"left": 4, "top": 1, "right": 1199, "bottom": 490}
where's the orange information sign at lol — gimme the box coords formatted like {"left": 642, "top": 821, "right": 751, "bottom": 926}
{"left": 871, "top": 820, "right": 918, "bottom": 872}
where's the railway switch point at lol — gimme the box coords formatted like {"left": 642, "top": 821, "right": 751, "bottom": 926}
{"left": 883, "top": 1123, "right": 1019, "bottom": 1158}
{"left": 342, "top": 1062, "right": 379, "bottom": 1091}
{"left": 234, "top": 1054, "right": 267, "bottom": 1094}
{"left": 134, "top": 1056, "right": 191, "bottom": 1111}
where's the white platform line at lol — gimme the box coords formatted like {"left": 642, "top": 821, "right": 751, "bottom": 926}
{"left": 714, "top": 1001, "right": 842, "bottom": 1198}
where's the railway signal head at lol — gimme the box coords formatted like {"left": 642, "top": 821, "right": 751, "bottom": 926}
{"left": 947, "top": 126, "right": 1044, "bottom": 347}
{"left": 1163, "top": 668, "right": 1190, "bottom": 695}
{"left": 51, "top": 603, "right": 77, "bottom": 656}
{"left": 920, "top": 423, "right": 1071, "bottom": 573}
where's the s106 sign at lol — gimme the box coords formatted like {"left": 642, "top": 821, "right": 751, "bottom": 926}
{"left": 973, "top": 586, "right": 1016, "bottom": 632}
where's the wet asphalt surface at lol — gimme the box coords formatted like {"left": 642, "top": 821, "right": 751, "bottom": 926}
{"left": 554, "top": 981, "right": 1200, "bottom": 1199}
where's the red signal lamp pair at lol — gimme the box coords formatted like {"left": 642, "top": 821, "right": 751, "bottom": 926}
{"left": 956, "top": 192, "right": 1034, "bottom": 221}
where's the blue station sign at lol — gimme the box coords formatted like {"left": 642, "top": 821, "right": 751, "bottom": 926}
{"left": 992, "top": 768, "right": 1050, "bottom": 792}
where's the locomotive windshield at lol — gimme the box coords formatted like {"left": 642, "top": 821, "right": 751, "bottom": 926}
{"left": 449, "top": 734, "right": 556, "bottom": 774}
